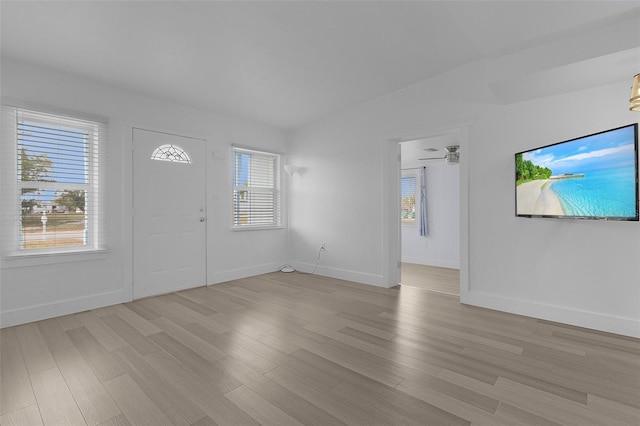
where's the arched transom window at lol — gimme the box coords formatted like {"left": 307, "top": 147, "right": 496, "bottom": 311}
{"left": 150, "top": 144, "right": 192, "bottom": 164}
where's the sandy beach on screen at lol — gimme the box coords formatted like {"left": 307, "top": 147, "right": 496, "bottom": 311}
{"left": 516, "top": 180, "right": 565, "bottom": 216}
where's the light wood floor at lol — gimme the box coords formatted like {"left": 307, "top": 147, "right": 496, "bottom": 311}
{"left": 401, "top": 263, "right": 460, "bottom": 296}
{"left": 1, "top": 272, "right": 639, "bottom": 426}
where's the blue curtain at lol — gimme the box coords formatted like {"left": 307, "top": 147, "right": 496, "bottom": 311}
{"left": 420, "top": 166, "right": 428, "bottom": 236}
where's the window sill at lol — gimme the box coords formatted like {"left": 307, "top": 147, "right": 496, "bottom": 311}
{"left": 231, "top": 225, "right": 285, "bottom": 232}
{"left": 3, "top": 249, "right": 110, "bottom": 269}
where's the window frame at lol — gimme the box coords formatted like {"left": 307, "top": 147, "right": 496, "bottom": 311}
{"left": 231, "top": 145, "right": 283, "bottom": 231}
{"left": 1, "top": 102, "right": 108, "bottom": 260}
{"left": 401, "top": 171, "right": 418, "bottom": 226}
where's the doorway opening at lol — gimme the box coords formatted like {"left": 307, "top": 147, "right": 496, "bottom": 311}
{"left": 398, "top": 133, "right": 461, "bottom": 296}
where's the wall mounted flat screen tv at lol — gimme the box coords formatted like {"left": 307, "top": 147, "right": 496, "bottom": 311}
{"left": 515, "top": 124, "right": 638, "bottom": 221}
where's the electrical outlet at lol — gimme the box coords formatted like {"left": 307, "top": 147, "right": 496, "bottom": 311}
{"left": 321, "top": 242, "right": 326, "bottom": 251}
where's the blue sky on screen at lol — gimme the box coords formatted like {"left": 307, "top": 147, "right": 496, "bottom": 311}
{"left": 522, "top": 126, "right": 636, "bottom": 175}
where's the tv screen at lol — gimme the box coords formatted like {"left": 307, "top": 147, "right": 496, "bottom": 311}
{"left": 515, "top": 124, "right": 639, "bottom": 221}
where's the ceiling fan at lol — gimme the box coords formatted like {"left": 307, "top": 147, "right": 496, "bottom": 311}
{"left": 418, "top": 145, "right": 460, "bottom": 164}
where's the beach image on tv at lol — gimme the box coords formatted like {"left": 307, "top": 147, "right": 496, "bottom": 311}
{"left": 516, "top": 125, "right": 637, "bottom": 218}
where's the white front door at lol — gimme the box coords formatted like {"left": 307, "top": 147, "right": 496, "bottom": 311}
{"left": 133, "top": 128, "right": 207, "bottom": 299}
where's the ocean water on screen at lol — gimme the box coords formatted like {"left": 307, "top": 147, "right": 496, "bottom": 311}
{"left": 550, "top": 165, "right": 637, "bottom": 218}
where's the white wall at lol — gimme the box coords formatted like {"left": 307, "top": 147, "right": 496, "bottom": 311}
{"left": 287, "top": 62, "right": 640, "bottom": 337}
{"left": 2, "top": 57, "right": 638, "bottom": 337}
{"left": 1, "top": 59, "right": 288, "bottom": 327}
{"left": 467, "top": 84, "right": 640, "bottom": 338}
{"left": 401, "top": 163, "right": 460, "bottom": 269}
{"left": 286, "top": 59, "right": 481, "bottom": 287}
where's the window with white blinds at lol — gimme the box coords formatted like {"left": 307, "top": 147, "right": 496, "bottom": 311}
{"left": 401, "top": 175, "right": 417, "bottom": 224}
{"left": 1, "top": 105, "right": 107, "bottom": 254}
{"left": 232, "top": 146, "right": 282, "bottom": 229}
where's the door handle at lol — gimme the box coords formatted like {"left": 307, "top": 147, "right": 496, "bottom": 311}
{"left": 200, "top": 217, "right": 206, "bottom": 222}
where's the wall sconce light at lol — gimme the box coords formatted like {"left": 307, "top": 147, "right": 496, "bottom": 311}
{"left": 284, "top": 165, "right": 300, "bottom": 176}
{"left": 630, "top": 74, "right": 640, "bottom": 111}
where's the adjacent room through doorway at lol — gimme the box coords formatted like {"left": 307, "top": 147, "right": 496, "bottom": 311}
{"left": 398, "top": 134, "right": 461, "bottom": 296}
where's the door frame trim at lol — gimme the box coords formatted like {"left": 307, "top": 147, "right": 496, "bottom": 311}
{"left": 382, "top": 123, "right": 470, "bottom": 298}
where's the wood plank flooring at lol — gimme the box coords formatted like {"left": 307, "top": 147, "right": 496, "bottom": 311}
{"left": 401, "top": 263, "right": 460, "bottom": 296}
{"left": 1, "top": 272, "right": 639, "bottom": 425}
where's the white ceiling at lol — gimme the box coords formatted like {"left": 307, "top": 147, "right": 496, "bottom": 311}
{"left": 401, "top": 133, "right": 460, "bottom": 165}
{"left": 2, "top": 1, "right": 639, "bottom": 130}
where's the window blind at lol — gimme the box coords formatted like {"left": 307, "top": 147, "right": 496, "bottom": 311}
{"left": 232, "top": 146, "right": 281, "bottom": 228}
{"left": 401, "top": 175, "right": 417, "bottom": 223}
{"left": 1, "top": 105, "right": 107, "bottom": 254}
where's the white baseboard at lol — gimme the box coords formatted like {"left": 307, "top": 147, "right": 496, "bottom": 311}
{"left": 1, "top": 262, "right": 286, "bottom": 328}
{"left": 401, "top": 257, "right": 460, "bottom": 269}
{"left": 461, "top": 290, "right": 640, "bottom": 338}
{"left": 1, "top": 289, "right": 125, "bottom": 328}
{"left": 6, "top": 267, "right": 634, "bottom": 339}
{"left": 208, "top": 262, "right": 286, "bottom": 285}
{"left": 291, "top": 262, "right": 387, "bottom": 288}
